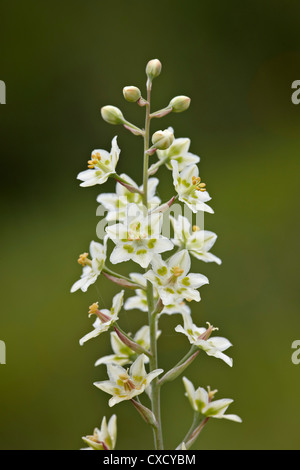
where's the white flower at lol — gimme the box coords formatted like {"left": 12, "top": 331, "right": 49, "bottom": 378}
{"left": 154, "top": 136, "right": 200, "bottom": 172}
{"left": 82, "top": 415, "right": 117, "bottom": 450}
{"left": 77, "top": 136, "right": 120, "bottom": 187}
{"left": 94, "top": 354, "right": 163, "bottom": 406}
{"left": 79, "top": 290, "right": 124, "bottom": 345}
{"left": 106, "top": 203, "right": 174, "bottom": 269}
{"left": 70, "top": 238, "right": 107, "bottom": 293}
{"left": 175, "top": 313, "right": 233, "bottom": 367}
{"left": 144, "top": 250, "right": 209, "bottom": 305}
{"left": 97, "top": 174, "right": 160, "bottom": 221}
{"left": 182, "top": 377, "right": 242, "bottom": 422}
{"left": 124, "top": 273, "right": 192, "bottom": 317}
{"left": 95, "top": 325, "right": 160, "bottom": 367}
{"left": 170, "top": 215, "right": 221, "bottom": 264}
{"left": 171, "top": 160, "right": 214, "bottom": 214}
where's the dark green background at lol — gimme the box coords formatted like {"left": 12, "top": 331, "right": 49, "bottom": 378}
{"left": 1, "top": 0, "right": 300, "bottom": 450}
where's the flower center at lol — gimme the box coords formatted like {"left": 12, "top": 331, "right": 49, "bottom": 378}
{"left": 118, "top": 371, "right": 136, "bottom": 392}
{"left": 192, "top": 176, "right": 206, "bottom": 192}
{"left": 88, "top": 152, "right": 101, "bottom": 169}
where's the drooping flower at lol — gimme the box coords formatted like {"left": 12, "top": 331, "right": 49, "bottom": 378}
{"left": 106, "top": 203, "right": 173, "bottom": 268}
{"left": 77, "top": 136, "right": 120, "bottom": 187}
{"left": 94, "top": 354, "right": 163, "bottom": 406}
{"left": 153, "top": 136, "right": 200, "bottom": 172}
{"left": 79, "top": 290, "right": 124, "bottom": 345}
{"left": 97, "top": 174, "right": 160, "bottom": 221}
{"left": 95, "top": 325, "right": 161, "bottom": 367}
{"left": 182, "top": 377, "right": 242, "bottom": 422}
{"left": 170, "top": 214, "right": 221, "bottom": 264}
{"left": 144, "top": 250, "right": 209, "bottom": 306}
{"left": 71, "top": 238, "right": 107, "bottom": 293}
{"left": 171, "top": 160, "right": 213, "bottom": 214}
{"left": 81, "top": 415, "right": 117, "bottom": 450}
{"left": 175, "top": 313, "right": 233, "bottom": 367}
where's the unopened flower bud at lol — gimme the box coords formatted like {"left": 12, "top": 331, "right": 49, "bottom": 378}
{"left": 146, "top": 59, "right": 162, "bottom": 80}
{"left": 101, "top": 105, "right": 125, "bottom": 125}
{"left": 123, "top": 86, "right": 141, "bottom": 103}
{"left": 152, "top": 129, "right": 174, "bottom": 150}
{"left": 169, "top": 95, "right": 191, "bottom": 113}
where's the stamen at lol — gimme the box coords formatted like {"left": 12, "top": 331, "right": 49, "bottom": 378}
{"left": 207, "top": 386, "right": 218, "bottom": 402}
{"left": 88, "top": 302, "right": 99, "bottom": 315}
{"left": 119, "top": 372, "right": 136, "bottom": 392}
{"left": 192, "top": 225, "right": 200, "bottom": 232}
{"left": 87, "top": 152, "right": 101, "bottom": 168}
{"left": 192, "top": 175, "right": 206, "bottom": 192}
{"left": 88, "top": 302, "right": 111, "bottom": 322}
{"left": 172, "top": 266, "right": 184, "bottom": 277}
{"left": 78, "top": 252, "right": 89, "bottom": 266}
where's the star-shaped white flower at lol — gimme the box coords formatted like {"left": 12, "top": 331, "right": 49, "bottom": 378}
{"left": 106, "top": 203, "right": 174, "bottom": 269}
{"left": 171, "top": 160, "right": 213, "bottom": 214}
{"left": 77, "top": 136, "right": 120, "bottom": 187}
{"left": 70, "top": 238, "right": 108, "bottom": 293}
{"left": 97, "top": 174, "right": 160, "bottom": 221}
{"left": 82, "top": 415, "right": 117, "bottom": 450}
{"left": 79, "top": 290, "right": 124, "bottom": 345}
{"left": 175, "top": 313, "right": 233, "bottom": 367}
{"left": 124, "top": 272, "right": 192, "bottom": 317}
{"left": 183, "top": 377, "right": 242, "bottom": 422}
{"left": 94, "top": 354, "right": 163, "bottom": 406}
{"left": 153, "top": 136, "right": 200, "bottom": 172}
{"left": 144, "top": 250, "right": 209, "bottom": 306}
{"left": 170, "top": 215, "right": 221, "bottom": 264}
{"left": 95, "top": 325, "right": 161, "bottom": 367}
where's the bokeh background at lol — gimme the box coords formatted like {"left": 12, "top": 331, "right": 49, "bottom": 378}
{"left": 1, "top": 0, "right": 300, "bottom": 450}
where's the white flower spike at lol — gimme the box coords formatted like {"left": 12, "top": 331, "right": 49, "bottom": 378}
{"left": 106, "top": 203, "right": 173, "bottom": 269}
{"left": 183, "top": 377, "right": 242, "bottom": 422}
{"left": 171, "top": 160, "right": 214, "bottom": 214}
{"left": 77, "top": 136, "right": 120, "bottom": 187}
{"left": 71, "top": 238, "right": 107, "bottom": 293}
{"left": 144, "top": 250, "right": 209, "bottom": 306}
{"left": 94, "top": 354, "right": 163, "bottom": 407}
{"left": 170, "top": 214, "right": 221, "bottom": 264}
{"left": 175, "top": 313, "right": 233, "bottom": 367}
{"left": 79, "top": 290, "right": 124, "bottom": 345}
{"left": 82, "top": 415, "right": 117, "bottom": 450}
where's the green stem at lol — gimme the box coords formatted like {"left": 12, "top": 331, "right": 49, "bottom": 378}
{"left": 143, "top": 79, "right": 164, "bottom": 450}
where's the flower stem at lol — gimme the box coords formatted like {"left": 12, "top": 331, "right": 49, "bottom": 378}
{"left": 143, "top": 79, "right": 164, "bottom": 450}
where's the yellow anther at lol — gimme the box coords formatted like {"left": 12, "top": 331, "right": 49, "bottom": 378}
{"left": 207, "top": 386, "right": 218, "bottom": 402}
{"left": 88, "top": 302, "right": 99, "bottom": 315}
{"left": 172, "top": 266, "right": 184, "bottom": 277}
{"left": 192, "top": 225, "right": 200, "bottom": 232}
{"left": 87, "top": 152, "right": 101, "bottom": 168}
{"left": 78, "top": 252, "right": 89, "bottom": 266}
{"left": 192, "top": 175, "right": 206, "bottom": 192}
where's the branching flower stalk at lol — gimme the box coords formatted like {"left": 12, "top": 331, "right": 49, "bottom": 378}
{"left": 72, "top": 59, "right": 241, "bottom": 451}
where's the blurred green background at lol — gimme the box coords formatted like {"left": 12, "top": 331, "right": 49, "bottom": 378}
{"left": 1, "top": 0, "right": 300, "bottom": 450}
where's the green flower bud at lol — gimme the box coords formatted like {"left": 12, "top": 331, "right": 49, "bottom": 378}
{"left": 123, "top": 86, "right": 141, "bottom": 103}
{"left": 169, "top": 95, "right": 191, "bottom": 113}
{"left": 146, "top": 59, "right": 162, "bottom": 80}
{"left": 101, "top": 105, "right": 125, "bottom": 125}
{"left": 152, "top": 129, "right": 174, "bottom": 150}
